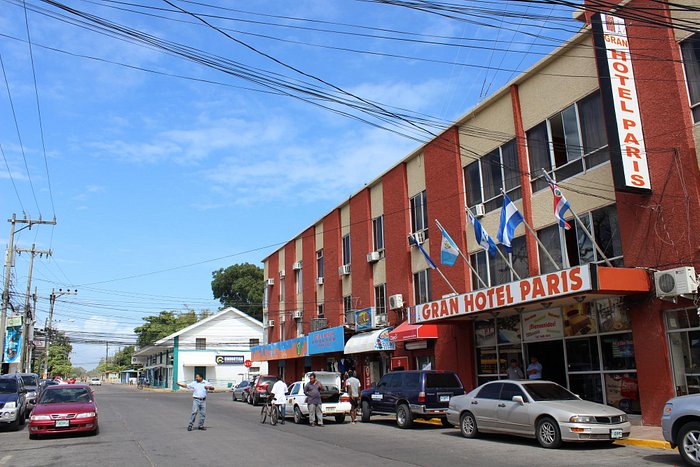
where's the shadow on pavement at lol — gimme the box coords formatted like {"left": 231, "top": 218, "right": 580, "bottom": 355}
{"left": 440, "top": 430, "right": 632, "bottom": 452}
{"left": 642, "top": 453, "right": 681, "bottom": 465}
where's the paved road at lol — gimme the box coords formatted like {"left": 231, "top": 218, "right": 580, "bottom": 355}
{"left": 0, "top": 384, "right": 685, "bottom": 467}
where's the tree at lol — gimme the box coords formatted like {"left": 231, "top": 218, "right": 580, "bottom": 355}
{"left": 211, "top": 263, "right": 264, "bottom": 321}
{"left": 134, "top": 311, "right": 199, "bottom": 347}
{"left": 43, "top": 330, "right": 73, "bottom": 378}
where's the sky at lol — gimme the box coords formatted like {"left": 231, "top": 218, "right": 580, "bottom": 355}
{"left": 0, "top": 0, "right": 582, "bottom": 369}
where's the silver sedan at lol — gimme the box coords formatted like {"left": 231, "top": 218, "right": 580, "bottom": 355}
{"left": 446, "top": 380, "right": 631, "bottom": 448}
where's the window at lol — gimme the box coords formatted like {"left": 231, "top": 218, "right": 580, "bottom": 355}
{"left": 295, "top": 268, "right": 302, "bottom": 295}
{"left": 372, "top": 215, "right": 385, "bottom": 253}
{"left": 280, "top": 315, "right": 285, "bottom": 341}
{"left": 413, "top": 269, "right": 432, "bottom": 305}
{"left": 681, "top": 34, "right": 700, "bottom": 122}
{"left": 464, "top": 139, "right": 522, "bottom": 213}
{"left": 374, "top": 284, "right": 387, "bottom": 316}
{"left": 279, "top": 278, "right": 285, "bottom": 302}
{"left": 263, "top": 285, "right": 269, "bottom": 308}
{"left": 343, "top": 296, "right": 353, "bottom": 327}
{"left": 317, "top": 304, "right": 325, "bottom": 318}
{"left": 469, "top": 236, "right": 528, "bottom": 289}
{"left": 410, "top": 191, "right": 429, "bottom": 239}
{"left": 249, "top": 338, "right": 259, "bottom": 348}
{"left": 342, "top": 234, "right": 351, "bottom": 266}
{"left": 316, "top": 249, "right": 324, "bottom": 279}
{"left": 527, "top": 91, "right": 609, "bottom": 192}
{"left": 476, "top": 382, "right": 502, "bottom": 399}
{"left": 666, "top": 309, "right": 700, "bottom": 396}
{"left": 195, "top": 338, "right": 206, "bottom": 350}
{"left": 297, "top": 319, "right": 304, "bottom": 337}
{"left": 500, "top": 383, "right": 526, "bottom": 401}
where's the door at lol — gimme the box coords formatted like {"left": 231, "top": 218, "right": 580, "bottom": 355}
{"left": 526, "top": 341, "right": 566, "bottom": 387}
{"left": 286, "top": 383, "right": 301, "bottom": 415}
{"left": 496, "top": 383, "right": 532, "bottom": 434}
{"left": 372, "top": 375, "right": 391, "bottom": 413}
{"left": 384, "top": 373, "right": 404, "bottom": 410}
{"left": 470, "top": 382, "right": 502, "bottom": 430}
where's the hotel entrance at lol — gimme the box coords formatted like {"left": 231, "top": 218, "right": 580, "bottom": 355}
{"left": 526, "top": 341, "right": 566, "bottom": 387}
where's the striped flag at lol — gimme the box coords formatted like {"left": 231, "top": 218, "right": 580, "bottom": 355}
{"left": 413, "top": 234, "right": 437, "bottom": 269}
{"left": 468, "top": 211, "right": 497, "bottom": 257}
{"left": 439, "top": 225, "right": 459, "bottom": 266}
{"left": 497, "top": 194, "right": 524, "bottom": 252}
{"left": 548, "top": 181, "right": 572, "bottom": 230}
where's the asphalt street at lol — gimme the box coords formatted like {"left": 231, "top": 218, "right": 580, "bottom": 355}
{"left": 0, "top": 384, "right": 685, "bottom": 467}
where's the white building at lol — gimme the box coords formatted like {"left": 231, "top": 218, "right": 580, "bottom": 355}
{"left": 132, "top": 308, "right": 267, "bottom": 390}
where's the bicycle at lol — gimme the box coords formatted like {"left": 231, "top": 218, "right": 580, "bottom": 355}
{"left": 259, "top": 397, "right": 279, "bottom": 426}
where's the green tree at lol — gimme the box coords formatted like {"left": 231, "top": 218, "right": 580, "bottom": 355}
{"left": 211, "top": 263, "right": 264, "bottom": 320}
{"left": 134, "top": 311, "right": 199, "bottom": 347}
{"left": 44, "top": 330, "right": 73, "bottom": 378}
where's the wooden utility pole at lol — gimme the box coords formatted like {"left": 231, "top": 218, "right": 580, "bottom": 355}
{"left": 43, "top": 289, "right": 77, "bottom": 378}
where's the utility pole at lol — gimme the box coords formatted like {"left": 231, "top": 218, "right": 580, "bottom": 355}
{"left": 43, "top": 288, "right": 77, "bottom": 379}
{"left": 0, "top": 214, "right": 56, "bottom": 374}
{"left": 16, "top": 244, "right": 51, "bottom": 373}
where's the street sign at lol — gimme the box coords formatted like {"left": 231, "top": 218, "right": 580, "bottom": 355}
{"left": 244, "top": 359, "right": 252, "bottom": 368}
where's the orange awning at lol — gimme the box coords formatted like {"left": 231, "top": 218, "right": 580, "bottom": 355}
{"left": 389, "top": 321, "right": 439, "bottom": 343}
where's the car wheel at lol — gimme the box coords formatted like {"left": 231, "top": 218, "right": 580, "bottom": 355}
{"left": 252, "top": 394, "right": 258, "bottom": 406}
{"left": 460, "top": 412, "right": 478, "bottom": 438}
{"left": 232, "top": 392, "right": 237, "bottom": 402}
{"left": 536, "top": 417, "right": 562, "bottom": 449}
{"left": 361, "top": 401, "right": 371, "bottom": 423}
{"left": 396, "top": 404, "right": 413, "bottom": 429}
{"left": 678, "top": 421, "right": 700, "bottom": 467}
{"left": 18, "top": 410, "right": 25, "bottom": 426}
{"left": 92, "top": 426, "right": 100, "bottom": 436}
{"left": 441, "top": 418, "right": 454, "bottom": 428}
{"left": 294, "top": 406, "right": 304, "bottom": 424}
{"left": 335, "top": 414, "right": 346, "bottom": 424}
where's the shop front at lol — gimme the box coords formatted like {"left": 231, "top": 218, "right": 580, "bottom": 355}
{"left": 344, "top": 327, "right": 394, "bottom": 389}
{"left": 666, "top": 308, "right": 700, "bottom": 396}
{"left": 389, "top": 321, "right": 439, "bottom": 371}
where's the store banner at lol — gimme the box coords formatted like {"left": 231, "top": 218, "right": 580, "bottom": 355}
{"left": 522, "top": 309, "right": 564, "bottom": 341}
{"left": 3, "top": 316, "right": 23, "bottom": 364}
{"left": 308, "top": 326, "right": 345, "bottom": 355}
{"left": 214, "top": 355, "right": 245, "bottom": 365}
{"left": 251, "top": 336, "right": 308, "bottom": 361}
{"left": 354, "top": 308, "right": 373, "bottom": 332}
{"left": 374, "top": 328, "right": 395, "bottom": 351}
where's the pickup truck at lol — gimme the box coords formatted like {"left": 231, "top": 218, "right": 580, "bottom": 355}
{"left": 284, "top": 371, "right": 352, "bottom": 424}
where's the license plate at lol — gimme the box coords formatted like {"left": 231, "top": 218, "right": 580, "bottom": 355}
{"left": 610, "top": 428, "right": 623, "bottom": 439}
{"left": 55, "top": 420, "right": 70, "bottom": 428}
{"left": 325, "top": 406, "right": 336, "bottom": 411}
{"left": 440, "top": 395, "right": 450, "bottom": 402}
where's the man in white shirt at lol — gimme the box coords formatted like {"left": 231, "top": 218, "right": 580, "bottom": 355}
{"left": 177, "top": 373, "right": 215, "bottom": 431}
{"left": 527, "top": 356, "right": 543, "bottom": 380}
{"left": 270, "top": 376, "right": 288, "bottom": 425}
{"left": 345, "top": 371, "right": 362, "bottom": 424}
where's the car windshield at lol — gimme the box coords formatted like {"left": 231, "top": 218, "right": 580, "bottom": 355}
{"left": 0, "top": 380, "right": 17, "bottom": 393}
{"left": 39, "top": 388, "right": 92, "bottom": 404}
{"left": 21, "top": 376, "right": 36, "bottom": 387}
{"left": 523, "top": 383, "right": 578, "bottom": 401}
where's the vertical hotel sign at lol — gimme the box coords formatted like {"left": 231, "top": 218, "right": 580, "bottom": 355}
{"left": 592, "top": 13, "right": 651, "bottom": 193}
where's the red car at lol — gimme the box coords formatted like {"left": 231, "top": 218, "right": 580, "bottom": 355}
{"left": 248, "top": 375, "right": 277, "bottom": 406}
{"left": 28, "top": 384, "right": 98, "bottom": 439}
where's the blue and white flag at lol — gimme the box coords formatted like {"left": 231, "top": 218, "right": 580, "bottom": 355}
{"left": 439, "top": 225, "right": 459, "bottom": 266}
{"left": 468, "top": 211, "right": 497, "bottom": 257}
{"left": 497, "top": 194, "right": 524, "bottom": 252}
{"left": 413, "top": 234, "right": 437, "bottom": 269}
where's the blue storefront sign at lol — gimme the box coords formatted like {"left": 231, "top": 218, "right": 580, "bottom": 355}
{"left": 308, "top": 326, "right": 345, "bottom": 355}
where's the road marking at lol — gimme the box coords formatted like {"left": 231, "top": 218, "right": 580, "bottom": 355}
{"left": 0, "top": 455, "right": 13, "bottom": 465}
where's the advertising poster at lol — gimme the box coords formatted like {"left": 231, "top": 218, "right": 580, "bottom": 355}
{"left": 497, "top": 315, "right": 521, "bottom": 344}
{"left": 596, "top": 298, "right": 631, "bottom": 333}
{"left": 475, "top": 320, "right": 496, "bottom": 347}
{"left": 251, "top": 336, "right": 308, "bottom": 361}
{"left": 563, "top": 303, "right": 597, "bottom": 337}
{"left": 522, "top": 309, "right": 563, "bottom": 341}
{"left": 605, "top": 373, "right": 640, "bottom": 413}
{"left": 354, "top": 308, "right": 373, "bottom": 332}
{"left": 373, "top": 328, "right": 395, "bottom": 351}
{"left": 3, "top": 316, "right": 23, "bottom": 364}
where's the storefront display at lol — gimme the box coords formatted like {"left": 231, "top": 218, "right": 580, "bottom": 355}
{"left": 595, "top": 298, "right": 631, "bottom": 333}
{"left": 522, "top": 309, "right": 563, "bottom": 341}
{"left": 563, "top": 303, "right": 597, "bottom": 336}
{"left": 605, "top": 373, "right": 640, "bottom": 413}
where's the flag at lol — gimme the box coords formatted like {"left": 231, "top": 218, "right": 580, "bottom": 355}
{"left": 497, "top": 194, "right": 524, "bottom": 252}
{"left": 549, "top": 180, "right": 572, "bottom": 230}
{"left": 468, "top": 211, "right": 497, "bottom": 257}
{"left": 413, "top": 234, "right": 437, "bottom": 269}
{"left": 439, "top": 225, "right": 459, "bottom": 266}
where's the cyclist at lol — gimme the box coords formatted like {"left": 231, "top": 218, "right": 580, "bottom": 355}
{"left": 270, "top": 375, "right": 288, "bottom": 425}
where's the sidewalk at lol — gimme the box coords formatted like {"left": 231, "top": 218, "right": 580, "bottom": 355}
{"left": 615, "top": 416, "right": 673, "bottom": 450}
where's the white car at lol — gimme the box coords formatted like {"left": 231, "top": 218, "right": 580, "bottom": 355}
{"left": 284, "top": 372, "right": 352, "bottom": 424}
{"left": 89, "top": 378, "right": 102, "bottom": 386}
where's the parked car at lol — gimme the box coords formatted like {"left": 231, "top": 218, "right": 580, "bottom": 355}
{"left": 18, "top": 373, "right": 39, "bottom": 417}
{"left": 38, "top": 379, "right": 59, "bottom": 397}
{"left": 662, "top": 393, "right": 700, "bottom": 466}
{"left": 249, "top": 375, "right": 277, "bottom": 406}
{"left": 285, "top": 372, "right": 352, "bottom": 424}
{"left": 29, "top": 384, "right": 98, "bottom": 439}
{"left": 89, "top": 378, "right": 102, "bottom": 386}
{"left": 0, "top": 374, "right": 27, "bottom": 431}
{"left": 361, "top": 370, "right": 465, "bottom": 429}
{"left": 447, "top": 380, "right": 631, "bottom": 449}
{"left": 232, "top": 379, "right": 252, "bottom": 402}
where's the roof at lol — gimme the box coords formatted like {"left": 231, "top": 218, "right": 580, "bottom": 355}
{"left": 154, "top": 307, "right": 263, "bottom": 346}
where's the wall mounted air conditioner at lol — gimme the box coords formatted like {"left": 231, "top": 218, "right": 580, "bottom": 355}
{"left": 473, "top": 203, "right": 486, "bottom": 218}
{"left": 375, "top": 313, "right": 388, "bottom": 327}
{"left": 389, "top": 294, "right": 404, "bottom": 310}
{"left": 339, "top": 264, "right": 351, "bottom": 276}
{"left": 654, "top": 267, "right": 698, "bottom": 301}
{"left": 316, "top": 277, "right": 324, "bottom": 285}
{"left": 293, "top": 310, "right": 303, "bottom": 319}
{"left": 407, "top": 231, "right": 425, "bottom": 246}
{"left": 265, "top": 278, "right": 275, "bottom": 286}
{"left": 292, "top": 261, "right": 303, "bottom": 270}
{"left": 367, "top": 251, "right": 381, "bottom": 263}
{"left": 279, "top": 270, "right": 286, "bottom": 278}
{"left": 267, "top": 320, "right": 275, "bottom": 327}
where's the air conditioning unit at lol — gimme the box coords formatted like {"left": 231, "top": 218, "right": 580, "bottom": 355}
{"left": 408, "top": 231, "right": 425, "bottom": 246}
{"left": 316, "top": 277, "right": 324, "bottom": 285}
{"left": 338, "top": 264, "right": 351, "bottom": 276}
{"left": 473, "top": 203, "right": 486, "bottom": 218}
{"left": 293, "top": 310, "right": 303, "bottom": 319}
{"left": 367, "top": 251, "right": 381, "bottom": 263}
{"left": 654, "top": 267, "right": 698, "bottom": 300}
{"left": 293, "top": 261, "right": 303, "bottom": 270}
{"left": 279, "top": 270, "right": 286, "bottom": 278}
{"left": 267, "top": 319, "right": 275, "bottom": 327}
{"left": 265, "top": 278, "right": 275, "bottom": 286}
{"left": 375, "top": 313, "right": 388, "bottom": 327}
{"left": 389, "top": 294, "right": 404, "bottom": 310}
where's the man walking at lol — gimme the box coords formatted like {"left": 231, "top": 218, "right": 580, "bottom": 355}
{"left": 303, "top": 372, "right": 325, "bottom": 427}
{"left": 177, "top": 373, "right": 214, "bottom": 431}
{"left": 345, "top": 370, "right": 361, "bottom": 424}
{"left": 270, "top": 375, "right": 288, "bottom": 425}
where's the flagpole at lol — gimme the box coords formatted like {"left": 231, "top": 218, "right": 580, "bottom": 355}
{"left": 521, "top": 220, "right": 562, "bottom": 271}
{"left": 541, "top": 170, "right": 613, "bottom": 267}
{"left": 434, "top": 265, "right": 458, "bottom": 296}
{"left": 434, "top": 219, "right": 488, "bottom": 289}
{"left": 466, "top": 208, "right": 521, "bottom": 281}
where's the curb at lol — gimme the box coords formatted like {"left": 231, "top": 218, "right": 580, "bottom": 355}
{"left": 615, "top": 438, "right": 673, "bottom": 450}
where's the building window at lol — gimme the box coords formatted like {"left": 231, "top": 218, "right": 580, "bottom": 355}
{"left": 469, "top": 236, "right": 528, "bottom": 289}
{"left": 666, "top": 308, "right": 700, "bottom": 395}
{"left": 372, "top": 215, "right": 385, "bottom": 253}
{"left": 527, "top": 91, "right": 609, "bottom": 192}
{"left": 342, "top": 234, "right": 351, "bottom": 266}
{"left": 280, "top": 316, "right": 285, "bottom": 341}
{"left": 316, "top": 249, "right": 324, "bottom": 279}
{"left": 263, "top": 285, "right": 269, "bottom": 308}
{"left": 249, "top": 338, "right": 259, "bottom": 348}
{"left": 343, "top": 295, "right": 353, "bottom": 327}
{"left": 681, "top": 34, "right": 700, "bottom": 123}
{"left": 464, "top": 139, "right": 522, "bottom": 213}
{"left": 413, "top": 269, "right": 432, "bottom": 305}
{"left": 195, "top": 338, "right": 206, "bottom": 350}
{"left": 374, "top": 284, "right": 387, "bottom": 316}
{"left": 297, "top": 319, "right": 304, "bottom": 337}
{"left": 279, "top": 278, "right": 285, "bottom": 302}
{"left": 295, "top": 268, "right": 302, "bottom": 295}
{"left": 317, "top": 304, "right": 325, "bottom": 318}
{"left": 410, "top": 191, "right": 429, "bottom": 239}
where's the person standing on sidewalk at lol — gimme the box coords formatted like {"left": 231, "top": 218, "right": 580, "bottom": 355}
{"left": 345, "top": 370, "right": 362, "bottom": 424}
{"left": 270, "top": 375, "right": 288, "bottom": 425}
{"left": 176, "top": 373, "right": 215, "bottom": 431}
{"left": 303, "top": 372, "right": 325, "bottom": 427}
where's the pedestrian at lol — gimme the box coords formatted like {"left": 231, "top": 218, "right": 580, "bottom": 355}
{"left": 345, "top": 370, "right": 361, "bottom": 424}
{"left": 507, "top": 359, "right": 524, "bottom": 380}
{"left": 527, "top": 356, "right": 543, "bottom": 380}
{"left": 303, "top": 372, "right": 325, "bottom": 427}
{"left": 270, "top": 375, "right": 288, "bottom": 425}
{"left": 176, "top": 373, "right": 215, "bottom": 431}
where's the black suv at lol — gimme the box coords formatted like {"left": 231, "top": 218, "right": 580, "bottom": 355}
{"left": 361, "top": 370, "right": 464, "bottom": 429}
{"left": 0, "top": 374, "right": 28, "bottom": 430}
